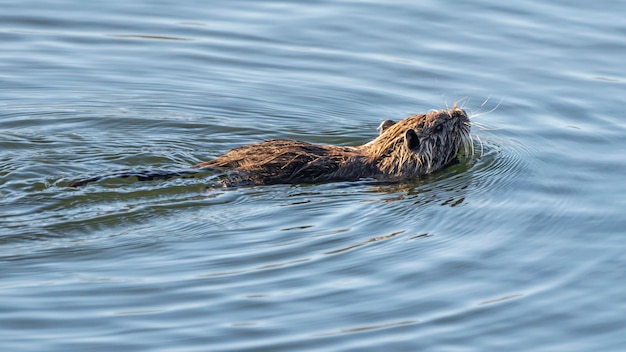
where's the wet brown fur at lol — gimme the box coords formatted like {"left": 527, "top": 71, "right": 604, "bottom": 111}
{"left": 69, "top": 106, "right": 470, "bottom": 187}
{"left": 194, "top": 106, "right": 470, "bottom": 185}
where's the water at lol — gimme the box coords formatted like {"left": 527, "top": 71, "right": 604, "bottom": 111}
{"left": 1, "top": 0, "right": 625, "bottom": 351}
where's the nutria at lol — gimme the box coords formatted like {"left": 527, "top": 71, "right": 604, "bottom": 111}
{"left": 69, "top": 106, "right": 470, "bottom": 187}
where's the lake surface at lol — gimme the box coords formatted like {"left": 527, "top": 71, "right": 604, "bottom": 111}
{"left": 1, "top": 0, "right": 625, "bottom": 351}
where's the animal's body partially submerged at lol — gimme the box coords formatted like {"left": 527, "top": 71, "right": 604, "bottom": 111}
{"left": 70, "top": 107, "right": 470, "bottom": 187}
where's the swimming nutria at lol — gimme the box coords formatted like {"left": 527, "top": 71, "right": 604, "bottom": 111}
{"left": 69, "top": 106, "right": 470, "bottom": 187}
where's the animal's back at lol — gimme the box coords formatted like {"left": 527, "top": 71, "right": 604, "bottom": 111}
{"left": 194, "top": 140, "right": 368, "bottom": 185}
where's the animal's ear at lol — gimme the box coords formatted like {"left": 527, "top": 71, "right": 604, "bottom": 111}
{"left": 405, "top": 129, "right": 420, "bottom": 151}
{"left": 377, "top": 119, "right": 396, "bottom": 135}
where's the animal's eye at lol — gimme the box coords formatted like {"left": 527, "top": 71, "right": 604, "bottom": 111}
{"left": 434, "top": 124, "right": 443, "bottom": 133}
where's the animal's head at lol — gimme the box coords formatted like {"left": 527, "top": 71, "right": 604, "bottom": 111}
{"left": 368, "top": 106, "right": 471, "bottom": 177}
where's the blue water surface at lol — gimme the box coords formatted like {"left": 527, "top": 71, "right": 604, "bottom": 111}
{"left": 1, "top": 1, "right": 625, "bottom": 351}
